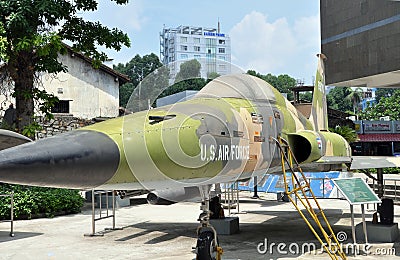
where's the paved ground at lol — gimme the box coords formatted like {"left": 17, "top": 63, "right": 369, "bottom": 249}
{"left": 0, "top": 192, "right": 399, "bottom": 260}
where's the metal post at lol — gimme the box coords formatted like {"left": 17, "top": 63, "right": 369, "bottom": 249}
{"left": 91, "top": 189, "right": 95, "bottom": 235}
{"left": 106, "top": 192, "right": 109, "bottom": 217}
{"left": 361, "top": 204, "right": 368, "bottom": 243}
{"left": 236, "top": 182, "right": 240, "bottom": 213}
{"left": 112, "top": 191, "right": 116, "bottom": 229}
{"left": 223, "top": 184, "right": 227, "bottom": 204}
{"left": 377, "top": 168, "right": 384, "bottom": 198}
{"left": 350, "top": 205, "right": 356, "bottom": 245}
{"left": 99, "top": 191, "right": 102, "bottom": 218}
{"left": 252, "top": 176, "right": 259, "bottom": 199}
{"left": 366, "top": 178, "right": 370, "bottom": 210}
{"left": 392, "top": 141, "right": 395, "bottom": 156}
{"left": 10, "top": 192, "right": 14, "bottom": 237}
{"left": 227, "top": 183, "right": 231, "bottom": 216}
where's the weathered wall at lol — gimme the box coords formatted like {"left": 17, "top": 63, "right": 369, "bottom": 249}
{"left": 36, "top": 115, "right": 96, "bottom": 139}
{"left": 43, "top": 54, "right": 119, "bottom": 119}
{"left": 321, "top": 0, "right": 400, "bottom": 85}
{"left": 0, "top": 53, "right": 120, "bottom": 119}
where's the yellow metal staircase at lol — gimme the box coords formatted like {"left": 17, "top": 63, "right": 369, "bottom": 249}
{"left": 271, "top": 136, "right": 347, "bottom": 260}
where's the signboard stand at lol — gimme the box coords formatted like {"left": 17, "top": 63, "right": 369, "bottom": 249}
{"left": 361, "top": 204, "right": 368, "bottom": 243}
{"left": 350, "top": 205, "right": 356, "bottom": 244}
{"left": 349, "top": 204, "right": 369, "bottom": 244}
{"left": 333, "top": 177, "right": 381, "bottom": 254}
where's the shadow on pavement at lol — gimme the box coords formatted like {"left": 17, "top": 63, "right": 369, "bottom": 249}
{"left": 0, "top": 231, "right": 42, "bottom": 243}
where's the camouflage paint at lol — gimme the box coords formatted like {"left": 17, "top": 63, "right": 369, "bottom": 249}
{"left": 0, "top": 69, "right": 354, "bottom": 190}
{"left": 309, "top": 54, "right": 329, "bottom": 131}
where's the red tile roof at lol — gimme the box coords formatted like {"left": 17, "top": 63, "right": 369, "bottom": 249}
{"left": 357, "top": 134, "right": 400, "bottom": 142}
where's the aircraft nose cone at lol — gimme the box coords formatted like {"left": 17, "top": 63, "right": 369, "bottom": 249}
{"left": 0, "top": 130, "right": 120, "bottom": 189}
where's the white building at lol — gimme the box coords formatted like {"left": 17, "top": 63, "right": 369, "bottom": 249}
{"left": 160, "top": 25, "right": 231, "bottom": 80}
{"left": 0, "top": 45, "right": 129, "bottom": 119}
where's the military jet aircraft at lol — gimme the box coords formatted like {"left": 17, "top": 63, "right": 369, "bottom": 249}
{"left": 0, "top": 54, "right": 399, "bottom": 259}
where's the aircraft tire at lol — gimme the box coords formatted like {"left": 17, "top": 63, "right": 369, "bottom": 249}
{"left": 196, "top": 230, "right": 218, "bottom": 260}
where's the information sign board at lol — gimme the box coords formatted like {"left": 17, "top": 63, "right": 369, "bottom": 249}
{"left": 333, "top": 177, "right": 381, "bottom": 205}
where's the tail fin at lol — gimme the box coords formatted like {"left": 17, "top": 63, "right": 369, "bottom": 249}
{"left": 309, "top": 54, "right": 328, "bottom": 131}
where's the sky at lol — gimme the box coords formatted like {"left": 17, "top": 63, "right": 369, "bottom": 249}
{"left": 83, "top": 0, "right": 320, "bottom": 84}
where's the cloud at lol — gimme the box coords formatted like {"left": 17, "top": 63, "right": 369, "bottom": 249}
{"left": 229, "top": 11, "right": 320, "bottom": 79}
{"left": 294, "top": 15, "right": 320, "bottom": 49}
{"left": 83, "top": 0, "right": 146, "bottom": 32}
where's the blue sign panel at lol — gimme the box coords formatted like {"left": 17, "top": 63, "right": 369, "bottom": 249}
{"left": 203, "top": 32, "right": 225, "bottom": 37}
{"left": 238, "top": 171, "right": 341, "bottom": 198}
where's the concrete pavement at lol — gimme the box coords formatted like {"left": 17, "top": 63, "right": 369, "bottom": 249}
{"left": 0, "top": 192, "right": 399, "bottom": 259}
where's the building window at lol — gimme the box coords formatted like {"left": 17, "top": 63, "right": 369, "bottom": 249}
{"left": 194, "top": 55, "right": 201, "bottom": 60}
{"left": 181, "top": 45, "right": 188, "bottom": 51}
{"left": 219, "top": 39, "right": 225, "bottom": 44}
{"left": 194, "top": 38, "right": 200, "bottom": 44}
{"left": 169, "top": 48, "right": 174, "bottom": 53}
{"left": 207, "top": 48, "right": 215, "bottom": 54}
{"left": 206, "top": 38, "right": 216, "bottom": 45}
{"left": 218, "top": 48, "right": 225, "bottom": 53}
{"left": 51, "top": 100, "right": 70, "bottom": 113}
{"left": 180, "top": 37, "right": 188, "bottom": 43}
{"left": 180, "top": 54, "right": 188, "bottom": 60}
{"left": 194, "top": 46, "right": 200, "bottom": 52}
{"left": 218, "top": 56, "right": 226, "bottom": 61}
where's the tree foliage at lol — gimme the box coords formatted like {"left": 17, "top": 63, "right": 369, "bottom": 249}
{"left": 0, "top": 184, "right": 84, "bottom": 220}
{"left": 345, "top": 87, "right": 363, "bottom": 115}
{"left": 329, "top": 125, "right": 358, "bottom": 143}
{"left": 327, "top": 87, "right": 353, "bottom": 113}
{"left": 114, "top": 53, "right": 166, "bottom": 107}
{"left": 299, "top": 91, "right": 313, "bottom": 103}
{"left": 0, "top": 0, "right": 130, "bottom": 134}
{"left": 359, "top": 90, "right": 400, "bottom": 120}
{"left": 247, "top": 70, "right": 296, "bottom": 100}
{"left": 207, "top": 72, "right": 220, "bottom": 80}
{"left": 375, "top": 88, "right": 396, "bottom": 103}
{"left": 159, "top": 59, "right": 207, "bottom": 99}
{"left": 174, "top": 59, "right": 201, "bottom": 82}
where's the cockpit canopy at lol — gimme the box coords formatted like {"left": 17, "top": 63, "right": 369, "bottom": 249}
{"left": 196, "top": 74, "right": 277, "bottom": 103}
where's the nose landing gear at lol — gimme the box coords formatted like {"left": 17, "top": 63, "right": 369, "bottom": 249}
{"left": 195, "top": 186, "right": 223, "bottom": 260}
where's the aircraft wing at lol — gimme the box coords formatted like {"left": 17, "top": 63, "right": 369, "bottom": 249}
{"left": 0, "top": 129, "right": 32, "bottom": 151}
{"left": 350, "top": 156, "right": 400, "bottom": 170}
{"left": 316, "top": 156, "right": 352, "bottom": 164}
{"left": 313, "top": 155, "right": 400, "bottom": 170}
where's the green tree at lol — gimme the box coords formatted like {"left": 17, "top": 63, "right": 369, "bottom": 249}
{"left": 207, "top": 72, "right": 220, "bottom": 80}
{"left": 375, "top": 88, "right": 396, "bottom": 103}
{"left": 299, "top": 91, "right": 313, "bottom": 103}
{"left": 159, "top": 59, "right": 207, "bottom": 99}
{"left": 0, "top": 0, "right": 130, "bottom": 134}
{"left": 359, "top": 90, "right": 400, "bottom": 120}
{"left": 114, "top": 53, "right": 165, "bottom": 107}
{"left": 327, "top": 87, "right": 353, "bottom": 113}
{"left": 329, "top": 125, "right": 358, "bottom": 143}
{"left": 175, "top": 59, "right": 202, "bottom": 83}
{"left": 345, "top": 87, "right": 363, "bottom": 116}
{"left": 247, "top": 70, "right": 295, "bottom": 100}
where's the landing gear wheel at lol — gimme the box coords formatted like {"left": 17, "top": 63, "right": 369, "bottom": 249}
{"left": 196, "top": 230, "right": 218, "bottom": 260}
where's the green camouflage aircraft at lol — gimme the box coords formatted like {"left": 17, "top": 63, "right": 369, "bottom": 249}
{"left": 0, "top": 55, "right": 351, "bottom": 189}
{"left": 1, "top": 54, "right": 396, "bottom": 191}
{"left": 0, "top": 54, "right": 399, "bottom": 259}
